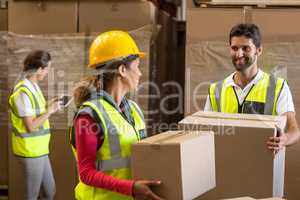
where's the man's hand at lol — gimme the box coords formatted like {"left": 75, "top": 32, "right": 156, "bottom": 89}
{"left": 266, "top": 130, "right": 287, "bottom": 154}
{"left": 267, "top": 112, "right": 300, "bottom": 154}
{"left": 133, "top": 180, "right": 165, "bottom": 200}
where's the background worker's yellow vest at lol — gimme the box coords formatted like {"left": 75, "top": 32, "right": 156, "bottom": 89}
{"left": 209, "top": 72, "right": 285, "bottom": 115}
{"left": 72, "top": 98, "right": 146, "bottom": 200}
{"left": 9, "top": 80, "right": 50, "bottom": 157}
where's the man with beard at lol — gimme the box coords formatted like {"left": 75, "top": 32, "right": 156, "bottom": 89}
{"left": 204, "top": 23, "right": 300, "bottom": 152}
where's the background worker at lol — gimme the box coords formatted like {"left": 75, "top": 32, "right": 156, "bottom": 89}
{"left": 9, "top": 50, "right": 61, "bottom": 200}
{"left": 204, "top": 23, "right": 300, "bottom": 152}
{"left": 71, "top": 31, "right": 164, "bottom": 200}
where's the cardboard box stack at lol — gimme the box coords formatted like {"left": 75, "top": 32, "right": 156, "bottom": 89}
{"left": 131, "top": 130, "right": 216, "bottom": 200}
{"left": 179, "top": 111, "right": 286, "bottom": 199}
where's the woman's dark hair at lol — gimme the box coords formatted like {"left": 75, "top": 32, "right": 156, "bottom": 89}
{"left": 73, "top": 55, "right": 138, "bottom": 107}
{"left": 229, "top": 23, "right": 261, "bottom": 48}
{"left": 23, "top": 50, "right": 51, "bottom": 72}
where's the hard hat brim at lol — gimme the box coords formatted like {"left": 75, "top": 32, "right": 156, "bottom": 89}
{"left": 88, "top": 52, "right": 146, "bottom": 69}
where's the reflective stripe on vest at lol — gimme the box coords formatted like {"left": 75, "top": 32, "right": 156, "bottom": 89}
{"left": 128, "top": 100, "right": 147, "bottom": 139}
{"left": 264, "top": 74, "right": 276, "bottom": 114}
{"left": 12, "top": 127, "right": 50, "bottom": 138}
{"left": 9, "top": 80, "right": 50, "bottom": 157}
{"left": 95, "top": 157, "right": 130, "bottom": 171}
{"left": 209, "top": 72, "right": 285, "bottom": 115}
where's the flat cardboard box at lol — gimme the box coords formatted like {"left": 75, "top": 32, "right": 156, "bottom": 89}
{"left": 79, "top": 0, "right": 151, "bottom": 33}
{"left": 131, "top": 130, "right": 215, "bottom": 200}
{"left": 179, "top": 111, "right": 286, "bottom": 199}
{"left": 8, "top": 0, "right": 77, "bottom": 34}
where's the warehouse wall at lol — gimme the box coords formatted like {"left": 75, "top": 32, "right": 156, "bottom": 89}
{"left": 0, "top": 5, "right": 8, "bottom": 189}
{"left": 0, "top": 32, "right": 8, "bottom": 189}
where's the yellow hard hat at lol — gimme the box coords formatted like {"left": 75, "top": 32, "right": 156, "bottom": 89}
{"left": 88, "top": 30, "right": 145, "bottom": 68}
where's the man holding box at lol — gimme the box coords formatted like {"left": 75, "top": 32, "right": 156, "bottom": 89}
{"left": 204, "top": 23, "right": 300, "bottom": 152}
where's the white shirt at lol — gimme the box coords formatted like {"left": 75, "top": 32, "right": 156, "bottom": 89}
{"left": 204, "top": 69, "right": 295, "bottom": 115}
{"left": 14, "top": 79, "right": 44, "bottom": 117}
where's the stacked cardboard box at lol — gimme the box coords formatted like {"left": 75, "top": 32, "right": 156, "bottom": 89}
{"left": 179, "top": 111, "right": 286, "bottom": 199}
{"left": 131, "top": 130, "right": 216, "bottom": 200}
{"left": 8, "top": 0, "right": 151, "bottom": 34}
{"left": 0, "top": 8, "right": 8, "bottom": 31}
{"left": 79, "top": 1, "right": 151, "bottom": 33}
{"left": 8, "top": 0, "right": 77, "bottom": 34}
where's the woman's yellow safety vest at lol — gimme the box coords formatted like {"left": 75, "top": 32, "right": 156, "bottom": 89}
{"left": 209, "top": 72, "right": 285, "bottom": 115}
{"left": 71, "top": 97, "right": 146, "bottom": 200}
{"left": 9, "top": 80, "right": 50, "bottom": 157}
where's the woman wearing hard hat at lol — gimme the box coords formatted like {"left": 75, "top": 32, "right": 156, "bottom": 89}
{"left": 71, "top": 31, "right": 164, "bottom": 200}
{"left": 9, "top": 50, "right": 61, "bottom": 200}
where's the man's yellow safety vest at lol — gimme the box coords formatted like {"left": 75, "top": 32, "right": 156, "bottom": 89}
{"left": 71, "top": 97, "right": 146, "bottom": 200}
{"left": 209, "top": 72, "right": 285, "bottom": 115}
{"left": 9, "top": 80, "right": 50, "bottom": 157}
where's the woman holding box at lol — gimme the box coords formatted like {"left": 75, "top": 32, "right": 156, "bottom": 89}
{"left": 71, "top": 31, "right": 164, "bottom": 200}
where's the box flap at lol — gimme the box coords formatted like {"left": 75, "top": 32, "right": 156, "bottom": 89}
{"left": 180, "top": 111, "right": 286, "bottom": 130}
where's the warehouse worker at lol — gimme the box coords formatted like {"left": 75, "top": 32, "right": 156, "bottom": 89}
{"left": 204, "top": 23, "right": 300, "bottom": 152}
{"left": 70, "top": 31, "right": 164, "bottom": 200}
{"left": 8, "top": 50, "right": 61, "bottom": 200}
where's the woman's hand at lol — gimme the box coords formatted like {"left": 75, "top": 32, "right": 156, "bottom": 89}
{"left": 133, "top": 180, "right": 165, "bottom": 200}
{"left": 47, "top": 97, "right": 61, "bottom": 115}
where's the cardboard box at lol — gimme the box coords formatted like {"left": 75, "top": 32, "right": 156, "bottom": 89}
{"left": 8, "top": 0, "right": 77, "bottom": 34}
{"left": 179, "top": 111, "right": 286, "bottom": 199}
{"left": 0, "top": 8, "right": 8, "bottom": 31}
{"left": 131, "top": 130, "right": 215, "bottom": 200}
{"left": 252, "top": 9, "right": 300, "bottom": 38}
{"left": 79, "top": 0, "right": 151, "bottom": 33}
{"left": 187, "top": 8, "right": 244, "bottom": 42}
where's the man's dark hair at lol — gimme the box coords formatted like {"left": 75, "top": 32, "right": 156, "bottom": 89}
{"left": 229, "top": 23, "right": 261, "bottom": 48}
{"left": 23, "top": 50, "right": 51, "bottom": 72}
